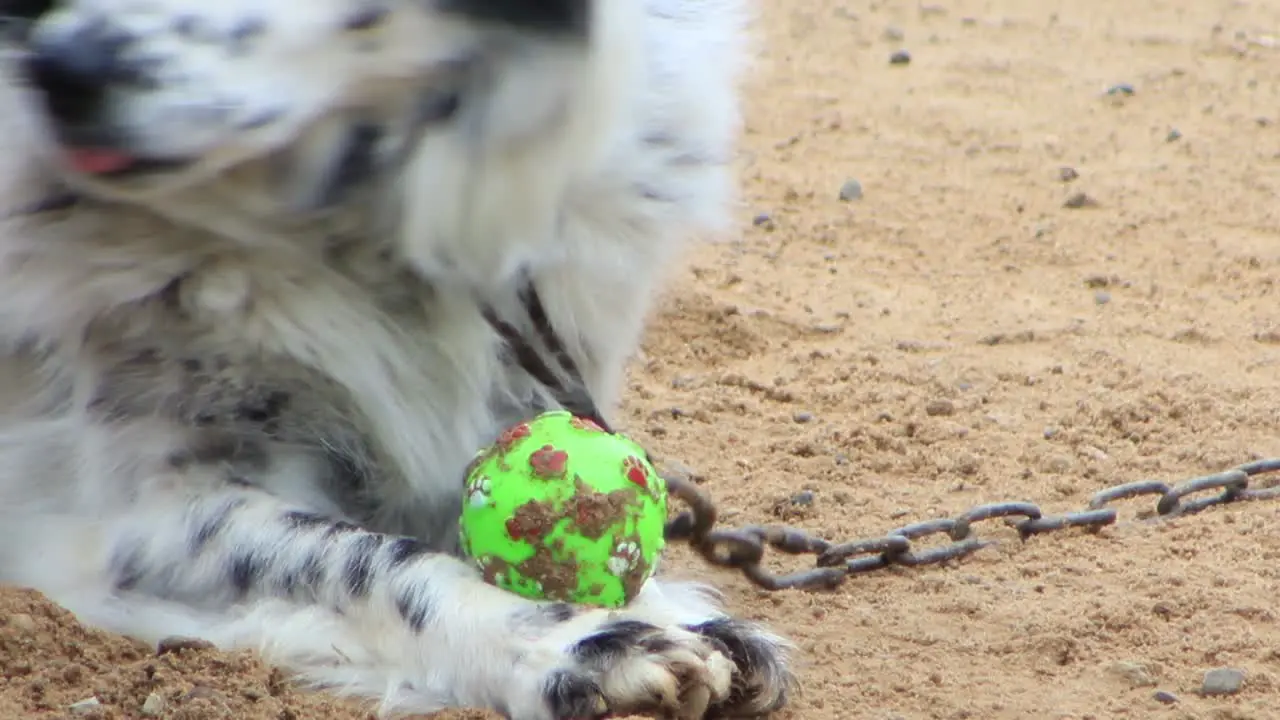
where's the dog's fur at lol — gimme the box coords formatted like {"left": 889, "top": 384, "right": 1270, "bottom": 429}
{"left": 0, "top": 0, "right": 794, "bottom": 718}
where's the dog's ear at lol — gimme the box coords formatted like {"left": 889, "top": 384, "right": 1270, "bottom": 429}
{"left": 436, "top": 0, "right": 590, "bottom": 38}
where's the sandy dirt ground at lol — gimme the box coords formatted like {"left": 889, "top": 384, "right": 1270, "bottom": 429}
{"left": 3, "top": 0, "right": 1280, "bottom": 718}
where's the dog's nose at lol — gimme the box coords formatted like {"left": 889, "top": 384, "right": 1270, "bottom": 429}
{"left": 23, "top": 26, "right": 123, "bottom": 126}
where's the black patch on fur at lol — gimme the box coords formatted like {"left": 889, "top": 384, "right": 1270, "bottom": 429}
{"left": 640, "top": 634, "right": 678, "bottom": 654}
{"left": 385, "top": 537, "right": 430, "bottom": 567}
{"left": 394, "top": 582, "right": 434, "bottom": 633}
{"left": 280, "top": 549, "right": 326, "bottom": 599}
{"left": 234, "top": 390, "right": 291, "bottom": 423}
{"left": 685, "top": 618, "right": 789, "bottom": 713}
{"left": 541, "top": 602, "right": 577, "bottom": 623}
{"left": 571, "top": 620, "right": 658, "bottom": 665}
{"left": 155, "top": 274, "right": 191, "bottom": 318}
{"left": 438, "top": 0, "right": 589, "bottom": 37}
{"left": 168, "top": 431, "right": 270, "bottom": 471}
{"left": 9, "top": 189, "right": 80, "bottom": 217}
{"left": 320, "top": 448, "right": 368, "bottom": 504}
{"left": 171, "top": 14, "right": 200, "bottom": 37}
{"left": 635, "top": 183, "right": 676, "bottom": 203}
{"left": 227, "top": 17, "right": 265, "bottom": 52}
{"left": 123, "top": 347, "right": 161, "bottom": 366}
{"left": 282, "top": 510, "right": 331, "bottom": 529}
{"left": 109, "top": 542, "right": 146, "bottom": 592}
{"left": 686, "top": 618, "right": 758, "bottom": 670}
{"left": 541, "top": 669, "right": 605, "bottom": 720}
{"left": 238, "top": 108, "right": 285, "bottom": 131}
{"left": 415, "top": 88, "right": 461, "bottom": 126}
{"left": 343, "top": 6, "right": 388, "bottom": 31}
{"left": 342, "top": 534, "right": 382, "bottom": 598}
{"left": 325, "top": 520, "right": 361, "bottom": 537}
{"left": 188, "top": 497, "right": 246, "bottom": 555}
{"left": 310, "top": 123, "right": 382, "bottom": 208}
{"left": 228, "top": 549, "right": 266, "bottom": 596}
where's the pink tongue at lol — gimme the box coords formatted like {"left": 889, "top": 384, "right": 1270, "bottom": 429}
{"left": 64, "top": 148, "right": 136, "bottom": 175}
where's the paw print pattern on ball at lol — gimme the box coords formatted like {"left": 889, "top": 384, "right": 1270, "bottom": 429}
{"left": 622, "top": 455, "right": 652, "bottom": 492}
{"left": 528, "top": 445, "right": 570, "bottom": 479}
{"left": 496, "top": 422, "right": 532, "bottom": 452}
{"left": 607, "top": 541, "right": 642, "bottom": 577}
{"left": 458, "top": 411, "right": 668, "bottom": 608}
{"left": 466, "top": 475, "right": 493, "bottom": 508}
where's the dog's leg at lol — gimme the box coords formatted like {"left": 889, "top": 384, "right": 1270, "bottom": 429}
{"left": 11, "top": 486, "right": 792, "bottom": 718}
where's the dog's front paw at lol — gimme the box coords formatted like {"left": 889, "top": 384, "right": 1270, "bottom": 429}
{"left": 537, "top": 618, "right": 734, "bottom": 720}
{"left": 684, "top": 617, "right": 794, "bottom": 717}
{"left": 516, "top": 613, "right": 792, "bottom": 720}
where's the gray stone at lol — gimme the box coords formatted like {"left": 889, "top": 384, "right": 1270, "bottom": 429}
{"left": 1200, "top": 667, "right": 1245, "bottom": 696}
{"left": 69, "top": 698, "right": 102, "bottom": 716}
{"left": 838, "top": 178, "right": 864, "bottom": 201}
{"left": 790, "top": 490, "right": 816, "bottom": 506}
{"left": 925, "top": 399, "right": 955, "bottom": 417}
{"left": 140, "top": 693, "right": 166, "bottom": 717}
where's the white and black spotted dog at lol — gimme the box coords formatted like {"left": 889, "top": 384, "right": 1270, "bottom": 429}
{"left": 0, "top": 0, "right": 795, "bottom": 718}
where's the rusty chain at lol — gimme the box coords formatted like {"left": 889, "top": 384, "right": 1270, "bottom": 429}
{"left": 661, "top": 457, "right": 1280, "bottom": 592}
{"left": 481, "top": 283, "right": 1280, "bottom": 594}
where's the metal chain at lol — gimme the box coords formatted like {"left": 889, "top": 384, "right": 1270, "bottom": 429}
{"left": 662, "top": 458, "right": 1280, "bottom": 592}
{"left": 482, "top": 283, "right": 1280, "bottom": 593}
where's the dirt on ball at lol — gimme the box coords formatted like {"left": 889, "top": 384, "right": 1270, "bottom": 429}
{"left": 4, "top": 0, "right": 1280, "bottom": 719}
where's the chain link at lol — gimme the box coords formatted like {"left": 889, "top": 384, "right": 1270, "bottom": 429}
{"left": 662, "top": 458, "right": 1280, "bottom": 592}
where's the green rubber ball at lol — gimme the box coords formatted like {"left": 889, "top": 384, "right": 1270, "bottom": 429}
{"left": 458, "top": 410, "right": 668, "bottom": 608}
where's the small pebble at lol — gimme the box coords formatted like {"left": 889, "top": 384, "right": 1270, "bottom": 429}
{"left": 924, "top": 399, "right": 955, "bottom": 417}
{"left": 1042, "top": 455, "right": 1073, "bottom": 474}
{"left": 790, "top": 490, "right": 816, "bottom": 506}
{"left": 1063, "top": 192, "right": 1098, "bottom": 209}
{"left": 1043, "top": 427, "right": 1060, "bottom": 440}
{"left": 1094, "top": 290, "right": 1111, "bottom": 305}
{"left": 838, "top": 178, "right": 864, "bottom": 201}
{"left": 1058, "top": 166, "right": 1079, "bottom": 182}
{"left": 889, "top": 49, "right": 912, "bottom": 65}
{"left": 1166, "top": 128, "right": 1182, "bottom": 142}
{"left": 882, "top": 26, "right": 905, "bottom": 41}
{"left": 752, "top": 212, "right": 775, "bottom": 229}
{"left": 1081, "top": 445, "right": 1110, "bottom": 462}
{"left": 69, "top": 698, "right": 102, "bottom": 716}
{"left": 1106, "top": 82, "right": 1135, "bottom": 95}
{"left": 156, "top": 636, "right": 214, "bottom": 655}
{"left": 1108, "top": 660, "right": 1157, "bottom": 688}
{"left": 793, "top": 411, "right": 814, "bottom": 424}
{"left": 1153, "top": 690, "right": 1178, "bottom": 705}
{"left": 953, "top": 453, "right": 980, "bottom": 476}
{"left": 141, "top": 693, "right": 166, "bottom": 717}
{"left": 1201, "top": 667, "right": 1245, "bottom": 696}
